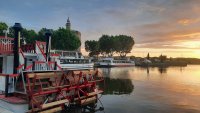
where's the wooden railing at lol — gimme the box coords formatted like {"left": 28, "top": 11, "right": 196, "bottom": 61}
{"left": 0, "top": 36, "right": 14, "bottom": 54}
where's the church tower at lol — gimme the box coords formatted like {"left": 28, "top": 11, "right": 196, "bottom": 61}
{"left": 66, "top": 17, "right": 71, "bottom": 30}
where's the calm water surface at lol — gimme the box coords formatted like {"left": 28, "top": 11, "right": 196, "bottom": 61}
{"left": 96, "top": 65, "right": 200, "bottom": 113}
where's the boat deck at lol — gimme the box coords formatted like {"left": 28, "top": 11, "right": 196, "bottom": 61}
{"left": 0, "top": 94, "right": 27, "bottom": 104}
{"left": 0, "top": 107, "right": 13, "bottom": 113}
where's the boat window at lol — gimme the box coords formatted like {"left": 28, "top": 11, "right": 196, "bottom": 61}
{"left": 70, "top": 59, "right": 73, "bottom": 63}
{"left": 73, "top": 60, "right": 76, "bottom": 63}
{"left": 78, "top": 53, "right": 82, "bottom": 58}
{"left": 0, "top": 57, "right": 2, "bottom": 73}
{"left": 103, "top": 60, "right": 111, "bottom": 63}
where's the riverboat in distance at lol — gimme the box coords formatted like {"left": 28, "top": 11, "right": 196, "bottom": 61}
{"left": 0, "top": 23, "right": 104, "bottom": 113}
{"left": 96, "top": 57, "right": 135, "bottom": 67}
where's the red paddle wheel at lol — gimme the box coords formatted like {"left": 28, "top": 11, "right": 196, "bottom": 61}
{"left": 24, "top": 69, "right": 104, "bottom": 113}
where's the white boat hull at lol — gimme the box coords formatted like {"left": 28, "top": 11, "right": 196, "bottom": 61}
{"left": 60, "top": 63, "right": 94, "bottom": 69}
{"left": 98, "top": 62, "right": 135, "bottom": 67}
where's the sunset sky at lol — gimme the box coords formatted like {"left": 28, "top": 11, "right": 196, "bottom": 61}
{"left": 0, "top": 0, "right": 200, "bottom": 58}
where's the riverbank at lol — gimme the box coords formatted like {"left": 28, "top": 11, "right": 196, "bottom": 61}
{"left": 136, "top": 61, "right": 187, "bottom": 67}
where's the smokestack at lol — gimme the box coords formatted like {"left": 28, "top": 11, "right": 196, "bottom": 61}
{"left": 13, "top": 23, "right": 23, "bottom": 74}
{"left": 5, "top": 23, "right": 22, "bottom": 97}
{"left": 45, "top": 29, "right": 52, "bottom": 62}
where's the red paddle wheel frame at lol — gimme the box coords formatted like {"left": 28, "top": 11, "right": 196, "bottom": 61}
{"left": 25, "top": 69, "right": 104, "bottom": 112}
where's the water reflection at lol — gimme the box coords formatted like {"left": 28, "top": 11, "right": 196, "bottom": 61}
{"left": 97, "top": 65, "right": 200, "bottom": 113}
{"left": 100, "top": 67, "right": 130, "bottom": 78}
{"left": 101, "top": 77, "right": 134, "bottom": 95}
{"left": 99, "top": 67, "right": 134, "bottom": 95}
{"left": 139, "top": 67, "right": 168, "bottom": 75}
{"left": 158, "top": 67, "right": 167, "bottom": 74}
{"left": 62, "top": 105, "right": 104, "bottom": 113}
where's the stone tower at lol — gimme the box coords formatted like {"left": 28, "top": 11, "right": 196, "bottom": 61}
{"left": 66, "top": 17, "right": 71, "bottom": 30}
{"left": 65, "top": 17, "right": 81, "bottom": 52}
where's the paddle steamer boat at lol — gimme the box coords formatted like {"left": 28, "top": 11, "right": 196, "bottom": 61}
{"left": 0, "top": 23, "right": 104, "bottom": 113}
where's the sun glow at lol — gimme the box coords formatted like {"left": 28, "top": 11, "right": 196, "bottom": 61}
{"left": 177, "top": 41, "right": 200, "bottom": 49}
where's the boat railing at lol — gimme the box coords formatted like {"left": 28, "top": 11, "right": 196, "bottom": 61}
{"left": 21, "top": 43, "right": 35, "bottom": 53}
{"left": 0, "top": 36, "right": 14, "bottom": 54}
{"left": 60, "top": 59, "right": 91, "bottom": 64}
{"left": 24, "top": 61, "right": 59, "bottom": 72}
{"left": 51, "top": 50, "right": 78, "bottom": 58}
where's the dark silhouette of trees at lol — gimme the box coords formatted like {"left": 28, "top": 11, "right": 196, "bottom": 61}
{"left": 99, "top": 35, "right": 116, "bottom": 57}
{"left": 147, "top": 53, "right": 150, "bottom": 59}
{"left": 0, "top": 22, "right": 81, "bottom": 51}
{"left": 115, "top": 35, "right": 135, "bottom": 57}
{"left": 36, "top": 28, "right": 48, "bottom": 41}
{"left": 21, "top": 29, "right": 37, "bottom": 44}
{"left": 159, "top": 54, "right": 167, "bottom": 63}
{"left": 85, "top": 40, "right": 100, "bottom": 57}
{"left": 51, "top": 28, "right": 81, "bottom": 50}
{"left": 85, "top": 34, "right": 135, "bottom": 57}
{"left": 0, "top": 22, "right": 8, "bottom": 36}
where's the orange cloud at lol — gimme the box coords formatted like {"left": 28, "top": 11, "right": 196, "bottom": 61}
{"left": 173, "top": 32, "right": 200, "bottom": 38}
{"left": 178, "top": 18, "right": 200, "bottom": 25}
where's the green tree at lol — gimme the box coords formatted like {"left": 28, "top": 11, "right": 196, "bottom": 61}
{"left": 115, "top": 35, "right": 134, "bottom": 57}
{"left": 0, "top": 22, "right": 8, "bottom": 36}
{"left": 98, "top": 34, "right": 135, "bottom": 57}
{"left": 99, "top": 35, "right": 115, "bottom": 56}
{"left": 21, "top": 29, "right": 37, "bottom": 44}
{"left": 8, "top": 27, "right": 14, "bottom": 38}
{"left": 36, "top": 28, "right": 48, "bottom": 41}
{"left": 85, "top": 40, "right": 100, "bottom": 57}
{"left": 52, "top": 28, "right": 81, "bottom": 50}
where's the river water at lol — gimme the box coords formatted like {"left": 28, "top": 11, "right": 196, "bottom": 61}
{"left": 96, "top": 65, "right": 200, "bottom": 113}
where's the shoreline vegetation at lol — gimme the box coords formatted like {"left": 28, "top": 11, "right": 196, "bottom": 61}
{"left": 134, "top": 57, "right": 200, "bottom": 67}
{"left": 136, "top": 61, "right": 187, "bottom": 67}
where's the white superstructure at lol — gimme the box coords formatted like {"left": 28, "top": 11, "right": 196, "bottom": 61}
{"left": 51, "top": 50, "right": 94, "bottom": 70}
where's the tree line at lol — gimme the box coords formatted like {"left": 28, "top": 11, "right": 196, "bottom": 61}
{"left": 0, "top": 22, "right": 81, "bottom": 50}
{"left": 85, "top": 35, "right": 134, "bottom": 57}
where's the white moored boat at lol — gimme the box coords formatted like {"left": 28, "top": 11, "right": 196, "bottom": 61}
{"left": 97, "top": 57, "right": 135, "bottom": 67}
{"left": 51, "top": 50, "right": 94, "bottom": 70}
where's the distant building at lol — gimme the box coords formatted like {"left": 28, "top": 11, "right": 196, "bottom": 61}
{"left": 66, "top": 17, "right": 81, "bottom": 52}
